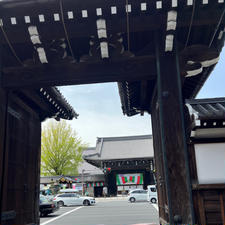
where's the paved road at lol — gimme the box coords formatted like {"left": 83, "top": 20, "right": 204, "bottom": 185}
{"left": 40, "top": 200, "right": 159, "bottom": 225}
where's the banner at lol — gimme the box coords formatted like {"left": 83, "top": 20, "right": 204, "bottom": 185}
{"left": 116, "top": 173, "right": 143, "bottom": 185}
{"left": 87, "top": 182, "right": 104, "bottom": 187}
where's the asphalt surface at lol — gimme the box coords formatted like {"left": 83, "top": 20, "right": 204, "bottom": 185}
{"left": 40, "top": 199, "right": 159, "bottom": 225}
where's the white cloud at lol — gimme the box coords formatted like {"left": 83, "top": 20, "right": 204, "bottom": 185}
{"left": 44, "top": 111, "right": 152, "bottom": 146}
{"left": 44, "top": 83, "right": 152, "bottom": 146}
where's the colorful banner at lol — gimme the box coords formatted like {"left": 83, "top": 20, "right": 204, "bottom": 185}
{"left": 87, "top": 182, "right": 104, "bottom": 187}
{"left": 116, "top": 173, "right": 143, "bottom": 185}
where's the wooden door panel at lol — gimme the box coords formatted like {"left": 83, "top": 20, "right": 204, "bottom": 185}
{"left": 1, "top": 91, "right": 41, "bottom": 225}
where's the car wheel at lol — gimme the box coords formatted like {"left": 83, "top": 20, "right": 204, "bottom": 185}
{"left": 130, "top": 197, "right": 136, "bottom": 203}
{"left": 58, "top": 201, "right": 64, "bottom": 207}
{"left": 150, "top": 198, "right": 157, "bottom": 204}
{"left": 83, "top": 200, "right": 90, "bottom": 206}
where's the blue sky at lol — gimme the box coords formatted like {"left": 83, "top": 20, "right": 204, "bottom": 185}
{"left": 196, "top": 47, "right": 225, "bottom": 99}
{"left": 44, "top": 47, "right": 225, "bottom": 146}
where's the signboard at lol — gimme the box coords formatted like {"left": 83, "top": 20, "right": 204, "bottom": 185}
{"left": 116, "top": 173, "right": 143, "bottom": 185}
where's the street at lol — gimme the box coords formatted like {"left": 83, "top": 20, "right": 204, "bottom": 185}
{"left": 40, "top": 199, "right": 159, "bottom": 225}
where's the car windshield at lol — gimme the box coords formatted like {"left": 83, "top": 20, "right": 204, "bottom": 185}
{"left": 150, "top": 188, "right": 156, "bottom": 192}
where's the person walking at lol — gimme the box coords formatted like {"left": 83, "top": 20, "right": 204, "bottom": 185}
{"left": 103, "top": 186, "right": 108, "bottom": 198}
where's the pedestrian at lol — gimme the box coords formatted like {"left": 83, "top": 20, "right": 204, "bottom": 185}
{"left": 103, "top": 186, "right": 108, "bottom": 198}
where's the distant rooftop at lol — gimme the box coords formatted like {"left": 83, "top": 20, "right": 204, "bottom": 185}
{"left": 96, "top": 134, "right": 152, "bottom": 142}
{"left": 77, "top": 161, "right": 104, "bottom": 175}
{"left": 84, "top": 135, "right": 153, "bottom": 161}
{"left": 78, "top": 148, "right": 104, "bottom": 175}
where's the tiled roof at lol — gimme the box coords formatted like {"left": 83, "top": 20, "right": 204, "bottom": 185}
{"left": 186, "top": 98, "right": 225, "bottom": 120}
{"left": 78, "top": 161, "right": 103, "bottom": 175}
{"left": 84, "top": 135, "right": 154, "bottom": 161}
{"left": 77, "top": 148, "right": 104, "bottom": 175}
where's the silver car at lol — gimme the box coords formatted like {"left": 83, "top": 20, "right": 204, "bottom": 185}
{"left": 127, "top": 189, "right": 148, "bottom": 202}
{"left": 54, "top": 193, "right": 95, "bottom": 206}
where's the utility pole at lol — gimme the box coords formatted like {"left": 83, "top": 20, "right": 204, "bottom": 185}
{"left": 82, "top": 169, "right": 85, "bottom": 195}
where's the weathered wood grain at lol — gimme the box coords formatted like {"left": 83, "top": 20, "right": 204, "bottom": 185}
{"left": 0, "top": 91, "right": 41, "bottom": 225}
{"left": 2, "top": 56, "right": 156, "bottom": 88}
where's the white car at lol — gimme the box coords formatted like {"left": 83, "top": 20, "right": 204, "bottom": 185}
{"left": 127, "top": 189, "right": 148, "bottom": 202}
{"left": 147, "top": 185, "right": 158, "bottom": 204}
{"left": 54, "top": 193, "right": 95, "bottom": 206}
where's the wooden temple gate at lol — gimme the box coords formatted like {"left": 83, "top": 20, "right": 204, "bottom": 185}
{"left": 0, "top": 0, "right": 224, "bottom": 224}
{"left": 0, "top": 87, "right": 77, "bottom": 224}
{"left": 0, "top": 89, "right": 41, "bottom": 224}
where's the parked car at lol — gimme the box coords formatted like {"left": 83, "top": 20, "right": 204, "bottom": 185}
{"left": 127, "top": 189, "right": 148, "bottom": 202}
{"left": 40, "top": 189, "right": 54, "bottom": 201}
{"left": 59, "top": 186, "right": 82, "bottom": 193}
{"left": 54, "top": 193, "right": 95, "bottom": 206}
{"left": 58, "top": 188, "right": 80, "bottom": 194}
{"left": 39, "top": 195, "right": 59, "bottom": 217}
{"left": 147, "top": 185, "right": 158, "bottom": 203}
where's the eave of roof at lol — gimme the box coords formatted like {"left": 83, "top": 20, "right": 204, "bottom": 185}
{"left": 84, "top": 156, "right": 154, "bottom": 161}
{"left": 15, "top": 86, "right": 78, "bottom": 121}
{"left": 116, "top": 2, "right": 225, "bottom": 116}
{"left": 186, "top": 98, "right": 225, "bottom": 121}
{"left": 96, "top": 134, "right": 153, "bottom": 142}
{"left": 83, "top": 135, "right": 154, "bottom": 161}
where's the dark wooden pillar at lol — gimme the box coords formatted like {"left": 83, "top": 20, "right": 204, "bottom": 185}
{"left": 151, "top": 39, "right": 194, "bottom": 223}
{"left": 0, "top": 88, "right": 9, "bottom": 224}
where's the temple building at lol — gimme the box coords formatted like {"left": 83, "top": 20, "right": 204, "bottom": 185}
{"left": 40, "top": 135, "right": 154, "bottom": 197}
{"left": 84, "top": 135, "right": 155, "bottom": 196}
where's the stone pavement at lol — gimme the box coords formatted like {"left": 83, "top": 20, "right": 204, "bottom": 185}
{"left": 95, "top": 196, "right": 159, "bottom": 211}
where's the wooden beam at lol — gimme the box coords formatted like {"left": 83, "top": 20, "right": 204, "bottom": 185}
{"left": 2, "top": 56, "right": 156, "bottom": 88}
{"left": 220, "top": 192, "right": 225, "bottom": 225}
{"left": 151, "top": 36, "right": 194, "bottom": 223}
{"left": 151, "top": 89, "right": 169, "bottom": 223}
{"left": 0, "top": 88, "right": 8, "bottom": 221}
{"left": 0, "top": 4, "right": 222, "bottom": 44}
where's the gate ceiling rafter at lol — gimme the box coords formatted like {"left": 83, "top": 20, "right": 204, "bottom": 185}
{"left": 0, "top": 0, "right": 224, "bottom": 115}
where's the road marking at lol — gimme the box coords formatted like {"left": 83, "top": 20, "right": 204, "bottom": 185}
{"left": 152, "top": 204, "right": 159, "bottom": 211}
{"left": 40, "top": 206, "right": 83, "bottom": 225}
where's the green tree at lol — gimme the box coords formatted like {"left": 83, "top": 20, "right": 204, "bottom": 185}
{"left": 41, "top": 120, "right": 87, "bottom": 176}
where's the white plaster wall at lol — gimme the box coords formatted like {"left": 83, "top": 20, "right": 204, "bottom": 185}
{"left": 195, "top": 143, "right": 225, "bottom": 184}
